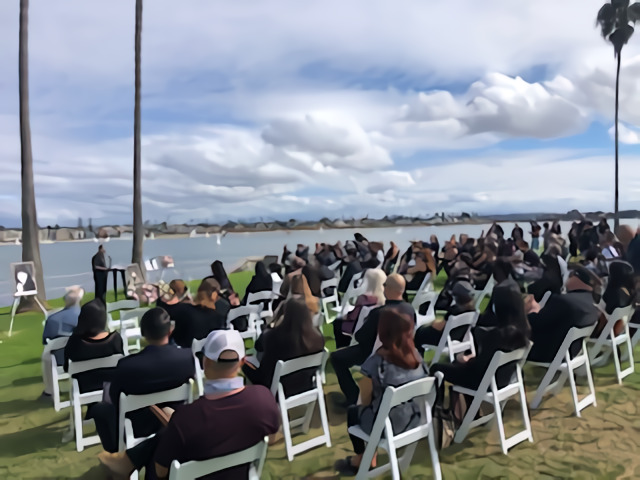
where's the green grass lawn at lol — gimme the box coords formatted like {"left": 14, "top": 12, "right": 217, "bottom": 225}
{"left": 1, "top": 272, "right": 640, "bottom": 479}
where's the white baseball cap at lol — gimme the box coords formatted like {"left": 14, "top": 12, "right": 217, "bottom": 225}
{"left": 203, "top": 330, "right": 245, "bottom": 361}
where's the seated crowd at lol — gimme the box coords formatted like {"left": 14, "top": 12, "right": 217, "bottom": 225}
{"left": 39, "top": 219, "right": 640, "bottom": 477}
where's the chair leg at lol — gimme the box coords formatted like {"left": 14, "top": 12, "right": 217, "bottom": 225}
{"left": 454, "top": 392, "right": 483, "bottom": 443}
{"left": 387, "top": 437, "right": 401, "bottom": 480}
{"left": 493, "top": 396, "right": 508, "bottom": 454}
{"left": 355, "top": 440, "right": 377, "bottom": 480}
{"left": 530, "top": 366, "right": 560, "bottom": 410}
{"left": 518, "top": 382, "right": 534, "bottom": 444}
{"left": 584, "top": 357, "right": 597, "bottom": 408}
{"left": 279, "top": 400, "right": 294, "bottom": 461}
{"left": 566, "top": 367, "right": 582, "bottom": 417}
{"left": 611, "top": 339, "right": 623, "bottom": 384}
{"left": 316, "top": 387, "right": 332, "bottom": 447}
{"left": 427, "top": 422, "right": 443, "bottom": 480}
{"left": 74, "top": 403, "right": 84, "bottom": 452}
{"left": 397, "top": 441, "right": 418, "bottom": 474}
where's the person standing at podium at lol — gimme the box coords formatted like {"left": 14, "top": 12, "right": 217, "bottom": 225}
{"left": 92, "top": 245, "right": 108, "bottom": 303}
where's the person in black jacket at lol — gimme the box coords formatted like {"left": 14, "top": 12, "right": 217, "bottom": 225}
{"left": 432, "top": 287, "right": 531, "bottom": 390}
{"left": 527, "top": 244, "right": 564, "bottom": 302}
{"left": 330, "top": 274, "right": 415, "bottom": 406}
{"left": 476, "top": 259, "right": 521, "bottom": 328}
{"left": 89, "top": 308, "right": 196, "bottom": 453}
{"left": 168, "top": 278, "right": 226, "bottom": 348}
{"left": 243, "top": 298, "right": 324, "bottom": 396}
{"left": 527, "top": 266, "right": 600, "bottom": 363}
{"left": 242, "top": 262, "right": 273, "bottom": 302}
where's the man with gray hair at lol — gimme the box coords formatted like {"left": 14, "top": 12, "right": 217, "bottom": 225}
{"left": 41, "top": 286, "right": 84, "bottom": 397}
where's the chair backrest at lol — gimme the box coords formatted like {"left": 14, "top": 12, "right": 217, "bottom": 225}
{"left": 328, "top": 260, "right": 342, "bottom": 272}
{"left": 445, "top": 311, "right": 478, "bottom": 333}
{"left": 340, "top": 272, "right": 366, "bottom": 315}
{"left": 226, "top": 305, "right": 261, "bottom": 330}
{"left": 246, "top": 291, "right": 275, "bottom": 304}
{"left": 169, "top": 436, "right": 268, "bottom": 480}
{"left": 555, "top": 324, "right": 596, "bottom": 363}
{"left": 538, "top": 291, "right": 552, "bottom": 309}
{"left": 591, "top": 305, "right": 634, "bottom": 352}
{"left": 68, "top": 354, "right": 125, "bottom": 376}
{"left": 364, "top": 377, "right": 437, "bottom": 452}
{"left": 320, "top": 277, "right": 339, "bottom": 297}
{"left": 44, "top": 336, "right": 70, "bottom": 356}
{"left": 479, "top": 344, "right": 531, "bottom": 392}
{"left": 411, "top": 272, "right": 433, "bottom": 293}
{"left": 120, "top": 307, "right": 149, "bottom": 322}
{"left": 106, "top": 300, "right": 140, "bottom": 313}
{"left": 474, "top": 276, "right": 495, "bottom": 311}
{"left": 270, "top": 351, "right": 326, "bottom": 397}
{"left": 119, "top": 379, "right": 194, "bottom": 451}
{"left": 191, "top": 337, "right": 207, "bottom": 356}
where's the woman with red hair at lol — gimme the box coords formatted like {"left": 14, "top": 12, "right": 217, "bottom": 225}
{"left": 335, "top": 307, "right": 428, "bottom": 475}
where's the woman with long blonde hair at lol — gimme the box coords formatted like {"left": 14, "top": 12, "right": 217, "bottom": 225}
{"left": 333, "top": 269, "right": 387, "bottom": 348}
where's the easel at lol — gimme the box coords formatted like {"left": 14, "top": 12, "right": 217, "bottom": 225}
{"left": 9, "top": 294, "right": 47, "bottom": 337}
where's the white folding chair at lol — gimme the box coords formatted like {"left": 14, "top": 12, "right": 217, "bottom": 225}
{"left": 191, "top": 338, "right": 207, "bottom": 397}
{"left": 169, "top": 436, "right": 268, "bottom": 480}
{"left": 68, "top": 354, "right": 125, "bottom": 452}
{"left": 412, "top": 288, "right": 438, "bottom": 328}
{"left": 453, "top": 344, "right": 533, "bottom": 454}
{"left": 118, "top": 379, "right": 194, "bottom": 452}
{"left": 320, "top": 277, "right": 339, "bottom": 324}
{"left": 246, "top": 290, "right": 276, "bottom": 320}
{"left": 43, "top": 336, "right": 70, "bottom": 411}
{"left": 529, "top": 325, "right": 597, "bottom": 417}
{"left": 271, "top": 272, "right": 283, "bottom": 297}
{"left": 106, "top": 299, "right": 140, "bottom": 331}
{"left": 119, "top": 308, "right": 149, "bottom": 354}
{"left": 628, "top": 308, "right": 640, "bottom": 355}
{"left": 328, "top": 260, "right": 342, "bottom": 272}
{"left": 269, "top": 351, "right": 331, "bottom": 461}
{"left": 406, "top": 272, "right": 433, "bottom": 298}
{"left": 227, "top": 305, "right": 262, "bottom": 342}
{"left": 348, "top": 376, "right": 441, "bottom": 480}
{"left": 334, "top": 271, "right": 366, "bottom": 317}
{"left": 421, "top": 311, "right": 479, "bottom": 366}
{"left": 588, "top": 305, "right": 635, "bottom": 384}
{"left": 473, "top": 275, "right": 496, "bottom": 312}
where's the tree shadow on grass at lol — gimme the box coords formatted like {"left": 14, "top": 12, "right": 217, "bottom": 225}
{"left": 12, "top": 375, "right": 41, "bottom": 387}
{"left": 0, "top": 397, "right": 52, "bottom": 417}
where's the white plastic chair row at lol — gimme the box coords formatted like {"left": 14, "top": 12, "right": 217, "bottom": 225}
{"left": 421, "top": 311, "right": 479, "bottom": 367}
{"left": 68, "top": 354, "right": 124, "bottom": 452}
{"left": 473, "top": 275, "right": 495, "bottom": 312}
{"left": 348, "top": 375, "right": 442, "bottom": 480}
{"left": 320, "top": 277, "right": 339, "bottom": 324}
{"left": 119, "top": 308, "right": 149, "bottom": 354}
{"left": 453, "top": 344, "right": 533, "bottom": 454}
{"left": 246, "top": 290, "right": 276, "bottom": 321}
{"left": 412, "top": 290, "right": 438, "bottom": 328}
{"left": 106, "top": 299, "right": 140, "bottom": 331}
{"left": 406, "top": 271, "right": 433, "bottom": 298}
{"left": 227, "top": 305, "right": 263, "bottom": 342}
{"left": 269, "top": 350, "right": 332, "bottom": 461}
{"left": 529, "top": 324, "right": 597, "bottom": 417}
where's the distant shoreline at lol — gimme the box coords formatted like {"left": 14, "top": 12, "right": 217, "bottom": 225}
{"left": 2, "top": 209, "right": 639, "bottom": 244}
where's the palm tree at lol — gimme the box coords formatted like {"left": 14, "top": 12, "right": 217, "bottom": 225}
{"left": 596, "top": 0, "right": 640, "bottom": 230}
{"left": 18, "top": 0, "right": 46, "bottom": 310}
{"left": 131, "top": 0, "right": 144, "bottom": 272}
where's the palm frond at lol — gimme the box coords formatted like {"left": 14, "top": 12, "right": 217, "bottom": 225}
{"left": 610, "top": 24, "right": 635, "bottom": 55}
{"left": 597, "top": 4, "right": 617, "bottom": 37}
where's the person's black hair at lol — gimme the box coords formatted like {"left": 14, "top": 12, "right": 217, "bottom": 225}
{"left": 268, "top": 263, "right": 282, "bottom": 276}
{"left": 210, "top": 260, "right": 233, "bottom": 292}
{"left": 493, "top": 286, "right": 531, "bottom": 342}
{"left": 493, "top": 258, "right": 514, "bottom": 283}
{"left": 140, "top": 307, "right": 172, "bottom": 340}
{"left": 606, "top": 261, "right": 635, "bottom": 296}
{"left": 276, "top": 297, "right": 323, "bottom": 352}
{"left": 75, "top": 299, "right": 107, "bottom": 337}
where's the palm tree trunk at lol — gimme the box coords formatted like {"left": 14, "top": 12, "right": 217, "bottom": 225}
{"left": 18, "top": 0, "right": 47, "bottom": 311}
{"left": 131, "top": 0, "right": 144, "bottom": 273}
{"left": 614, "top": 52, "right": 621, "bottom": 231}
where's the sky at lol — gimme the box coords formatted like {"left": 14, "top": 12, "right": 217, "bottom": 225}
{"left": 2, "top": 0, "right": 640, "bottom": 227}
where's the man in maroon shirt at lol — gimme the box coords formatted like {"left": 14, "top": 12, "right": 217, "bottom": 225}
{"left": 98, "top": 330, "right": 280, "bottom": 479}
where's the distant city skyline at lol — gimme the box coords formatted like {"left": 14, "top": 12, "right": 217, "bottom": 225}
{"left": 2, "top": 0, "right": 640, "bottom": 227}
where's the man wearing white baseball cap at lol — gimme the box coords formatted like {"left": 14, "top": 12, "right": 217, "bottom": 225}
{"left": 98, "top": 329, "right": 280, "bottom": 480}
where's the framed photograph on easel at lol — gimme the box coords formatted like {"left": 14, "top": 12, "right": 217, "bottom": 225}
{"left": 10, "top": 261, "right": 38, "bottom": 297}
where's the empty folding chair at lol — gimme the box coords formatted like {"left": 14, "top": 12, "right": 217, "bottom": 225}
{"left": 421, "top": 311, "right": 479, "bottom": 366}
{"left": 320, "top": 277, "right": 339, "bottom": 324}
{"left": 588, "top": 305, "right": 635, "bottom": 384}
{"left": 246, "top": 290, "right": 276, "bottom": 320}
{"left": 348, "top": 376, "right": 441, "bottom": 480}
{"left": 118, "top": 380, "right": 194, "bottom": 452}
{"left": 269, "top": 351, "right": 331, "bottom": 461}
{"left": 106, "top": 299, "right": 140, "bottom": 331}
{"left": 227, "top": 305, "right": 262, "bottom": 342}
{"left": 529, "top": 325, "right": 597, "bottom": 417}
{"left": 169, "top": 436, "right": 268, "bottom": 480}
{"left": 334, "top": 271, "right": 366, "bottom": 317}
{"left": 42, "top": 336, "right": 70, "bottom": 411}
{"left": 119, "top": 308, "right": 150, "bottom": 354}
{"left": 453, "top": 344, "right": 533, "bottom": 454}
{"left": 473, "top": 275, "right": 495, "bottom": 312}
{"left": 68, "top": 354, "right": 125, "bottom": 452}
{"left": 412, "top": 290, "right": 438, "bottom": 328}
